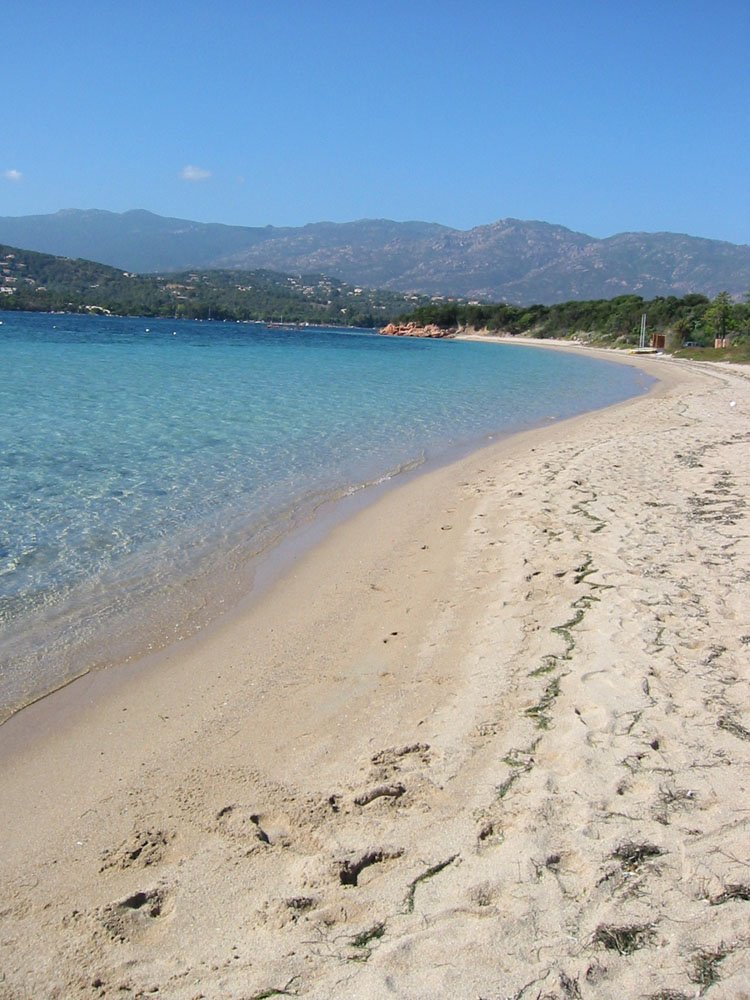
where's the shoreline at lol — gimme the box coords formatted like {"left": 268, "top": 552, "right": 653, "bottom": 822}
{"left": 0, "top": 361, "right": 658, "bottom": 756}
{"left": 1, "top": 348, "right": 749, "bottom": 998}
{"left": 0, "top": 334, "right": 653, "bottom": 729}
{"left": 0, "top": 449, "right": 430, "bottom": 729}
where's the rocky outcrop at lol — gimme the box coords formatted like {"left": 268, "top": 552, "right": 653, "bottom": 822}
{"left": 379, "top": 322, "right": 455, "bottom": 338}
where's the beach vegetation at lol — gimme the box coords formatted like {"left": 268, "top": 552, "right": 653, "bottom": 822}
{"left": 592, "top": 921, "right": 657, "bottom": 954}
{"left": 501, "top": 744, "right": 538, "bottom": 769}
{"left": 350, "top": 920, "right": 386, "bottom": 952}
{"left": 710, "top": 883, "right": 750, "bottom": 905}
{"left": 496, "top": 772, "right": 520, "bottom": 798}
{"left": 677, "top": 338, "right": 750, "bottom": 363}
{"left": 524, "top": 675, "right": 561, "bottom": 728}
{"left": 247, "top": 982, "right": 299, "bottom": 1000}
{"left": 403, "top": 855, "right": 458, "bottom": 913}
{"left": 529, "top": 655, "right": 559, "bottom": 676}
{"left": 717, "top": 715, "right": 750, "bottom": 741}
{"left": 688, "top": 944, "right": 731, "bottom": 990}
{"left": 611, "top": 841, "right": 665, "bottom": 871}
{"left": 395, "top": 289, "right": 750, "bottom": 357}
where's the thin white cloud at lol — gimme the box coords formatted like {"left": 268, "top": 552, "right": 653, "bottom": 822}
{"left": 180, "top": 164, "right": 211, "bottom": 182}
{"left": 3, "top": 169, "right": 23, "bottom": 182}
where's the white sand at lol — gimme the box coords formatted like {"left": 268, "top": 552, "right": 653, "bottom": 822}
{"left": 1, "top": 350, "right": 749, "bottom": 1000}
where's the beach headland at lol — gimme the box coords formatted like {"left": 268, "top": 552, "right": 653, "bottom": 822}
{"left": 1, "top": 348, "right": 749, "bottom": 999}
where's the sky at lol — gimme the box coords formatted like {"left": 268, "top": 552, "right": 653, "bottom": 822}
{"left": 1, "top": 0, "right": 749, "bottom": 243}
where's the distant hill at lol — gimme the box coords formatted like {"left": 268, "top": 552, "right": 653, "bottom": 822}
{"left": 1, "top": 209, "right": 749, "bottom": 304}
{"left": 0, "top": 244, "right": 425, "bottom": 325}
{"left": 0, "top": 209, "right": 276, "bottom": 274}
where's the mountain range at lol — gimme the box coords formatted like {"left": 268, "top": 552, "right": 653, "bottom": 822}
{"left": 1, "top": 209, "right": 748, "bottom": 304}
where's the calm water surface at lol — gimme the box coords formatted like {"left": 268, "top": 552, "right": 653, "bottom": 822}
{"left": 0, "top": 312, "right": 655, "bottom": 718}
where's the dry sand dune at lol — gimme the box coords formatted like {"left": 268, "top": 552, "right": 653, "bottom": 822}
{"left": 1, "top": 349, "right": 749, "bottom": 999}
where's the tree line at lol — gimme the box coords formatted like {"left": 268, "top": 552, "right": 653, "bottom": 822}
{"left": 396, "top": 292, "right": 750, "bottom": 347}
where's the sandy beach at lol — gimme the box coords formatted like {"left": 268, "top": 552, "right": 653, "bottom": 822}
{"left": 1, "top": 347, "right": 749, "bottom": 999}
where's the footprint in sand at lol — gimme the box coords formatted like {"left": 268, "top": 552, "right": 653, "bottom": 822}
{"left": 99, "top": 886, "right": 171, "bottom": 943}
{"left": 99, "top": 828, "right": 173, "bottom": 872}
{"left": 336, "top": 848, "right": 403, "bottom": 887}
{"left": 214, "top": 804, "right": 274, "bottom": 845}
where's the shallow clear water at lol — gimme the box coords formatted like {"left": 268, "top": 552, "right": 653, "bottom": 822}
{"left": 0, "top": 312, "right": 654, "bottom": 716}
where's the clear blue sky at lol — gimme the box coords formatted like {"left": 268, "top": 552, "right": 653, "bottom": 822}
{"left": 2, "top": 0, "right": 749, "bottom": 243}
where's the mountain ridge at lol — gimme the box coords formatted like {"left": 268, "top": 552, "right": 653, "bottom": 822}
{"left": 0, "top": 209, "right": 748, "bottom": 304}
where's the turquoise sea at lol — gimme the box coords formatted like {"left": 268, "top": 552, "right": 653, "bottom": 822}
{"left": 0, "top": 312, "right": 655, "bottom": 719}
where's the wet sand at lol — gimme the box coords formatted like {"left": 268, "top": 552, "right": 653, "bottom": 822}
{"left": 1, "top": 349, "right": 749, "bottom": 999}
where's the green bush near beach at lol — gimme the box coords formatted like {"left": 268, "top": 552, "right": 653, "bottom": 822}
{"left": 396, "top": 291, "right": 750, "bottom": 356}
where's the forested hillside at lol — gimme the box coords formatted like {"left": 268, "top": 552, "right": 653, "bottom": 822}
{"left": 0, "top": 245, "right": 426, "bottom": 325}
